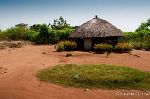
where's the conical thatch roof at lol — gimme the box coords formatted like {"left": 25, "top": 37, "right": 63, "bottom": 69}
{"left": 70, "top": 17, "right": 123, "bottom": 38}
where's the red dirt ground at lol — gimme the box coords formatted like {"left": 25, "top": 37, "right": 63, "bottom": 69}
{"left": 0, "top": 45, "right": 150, "bottom": 99}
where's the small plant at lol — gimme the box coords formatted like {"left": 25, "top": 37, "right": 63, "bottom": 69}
{"left": 93, "top": 43, "right": 113, "bottom": 53}
{"left": 54, "top": 43, "right": 65, "bottom": 52}
{"left": 54, "top": 41, "right": 77, "bottom": 52}
{"left": 114, "top": 43, "right": 133, "bottom": 53}
{"left": 65, "top": 53, "right": 72, "bottom": 57}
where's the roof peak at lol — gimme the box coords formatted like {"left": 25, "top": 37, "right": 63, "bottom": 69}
{"left": 95, "top": 15, "right": 98, "bottom": 18}
{"left": 93, "top": 15, "right": 101, "bottom": 19}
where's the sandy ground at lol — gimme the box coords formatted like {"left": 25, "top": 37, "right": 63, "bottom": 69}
{"left": 0, "top": 45, "right": 150, "bottom": 99}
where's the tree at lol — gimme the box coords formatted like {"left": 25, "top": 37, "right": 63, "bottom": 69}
{"left": 51, "top": 16, "right": 70, "bottom": 30}
{"left": 136, "top": 18, "right": 150, "bottom": 32}
{"left": 30, "top": 24, "right": 42, "bottom": 32}
{"left": 36, "top": 24, "right": 49, "bottom": 44}
{"left": 15, "top": 23, "right": 28, "bottom": 28}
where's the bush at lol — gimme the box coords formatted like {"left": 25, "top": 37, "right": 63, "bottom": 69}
{"left": 25, "top": 30, "right": 39, "bottom": 42}
{"left": 132, "top": 42, "right": 144, "bottom": 50}
{"left": 49, "top": 28, "right": 74, "bottom": 44}
{"left": 54, "top": 42, "right": 65, "bottom": 52}
{"left": 35, "top": 24, "right": 49, "bottom": 44}
{"left": 63, "top": 41, "right": 77, "bottom": 51}
{"left": 143, "top": 42, "right": 150, "bottom": 51}
{"left": 54, "top": 41, "right": 77, "bottom": 52}
{"left": 114, "top": 43, "right": 133, "bottom": 53}
{"left": 3, "top": 27, "right": 29, "bottom": 40}
{"left": 93, "top": 43, "right": 113, "bottom": 53}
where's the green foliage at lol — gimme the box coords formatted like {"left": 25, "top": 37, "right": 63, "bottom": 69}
{"left": 54, "top": 41, "right": 77, "bottom": 51}
{"left": 93, "top": 43, "right": 133, "bottom": 53}
{"left": 136, "top": 18, "right": 150, "bottom": 32}
{"left": 0, "top": 26, "right": 39, "bottom": 42}
{"left": 51, "top": 16, "right": 71, "bottom": 30}
{"left": 119, "top": 31, "right": 150, "bottom": 51}
{"left": 50, "top": 28, "right": 74, "bottom": 43}
{"left": 35, "top": 25, "right": 74, "bottom": 44}
{"left": 15, "top": 23, "right": 28, "bottom": 28}
{"left": 132, "top": 43, "right": 144, "bottom": 50}
{"left": 63, "top": 41, "right": 77, "bottom": 50}
{"left": 114, "top": 43, "right": 133, "bottom": 53}
{"left": 2, "top": 27, "right": 29, "bottom": 40}
{"left": 30, "top": 24, "right": 42, "bottom": 32}
{"left": 54, "top": 42, "right": 65, "bottom": 52}
{"left": 0, "top": 16, "right": 74, "bottom": 44}
{"left": 93, "top": 43, "right": 113, "bottom": 53}
{"left": 0, "top": 31, "right": 5, "bottom": 40}
{"left": 143, "top": 42, "right": 150, "bottom": 51}
{"left": 25, "top": 30, "right": 39, "bottom": 42}
{"left": 119, "top": 18, "right": 150, "bottom": 46}
{"left": 35, "top": 24, "right": 49, "bottom": 44}
{"left": 37, "top": 64, "right": 150, "bottom": 90}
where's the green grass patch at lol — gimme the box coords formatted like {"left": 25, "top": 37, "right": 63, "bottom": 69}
{"left": 37, "top": 64, "right": 150, "bottom": 90}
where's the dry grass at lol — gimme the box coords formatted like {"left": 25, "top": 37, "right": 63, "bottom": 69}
{"left": 0, "top": 41, "right": 32, "bottom": 49}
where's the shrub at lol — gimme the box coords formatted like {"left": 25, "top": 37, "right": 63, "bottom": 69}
{"left": 49, "top": 28, "right": 74, "bottom": 44}
{"left": 93, "top": 43, "right": 113, "bottom": 53}
{"left": 25, "top": 30, "right": 39, "bottom": 42}
{"left": 63, "top": 41, "right": 77, "bottom": 50}
{"left": 114, "top": 43, "right": 133, "bottom": 53}
{"left": 35, "top": 24, "right": 49, "bottom": 44}
{"left": 3, "top": 27, "right": 29, "bottom": 40}
{"left": 54, "top": 41, "right": 77, "bottom": 51}
{"left": 143, "top": 42, "right": 150, "bottom": 51}
{"left": 132, "top": 42, "right": 144, "bottom": 50}
{"left": 54, "top": 42, "right": 65, "bottom": 52}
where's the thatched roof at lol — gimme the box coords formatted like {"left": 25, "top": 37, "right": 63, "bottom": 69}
{"left": 70, "top": 17, "right": 123, "bottom": 38}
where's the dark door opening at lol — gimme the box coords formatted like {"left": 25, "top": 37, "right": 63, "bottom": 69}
{"left": 76, "top": 38, "right": 84, "bottom": 50}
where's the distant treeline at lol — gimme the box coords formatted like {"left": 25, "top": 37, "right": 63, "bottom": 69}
{"left": 0, "top": 16, "right": 75, "bottom": 44}
{"left": 0, "top": 17, "right": 150, "bottom": 49}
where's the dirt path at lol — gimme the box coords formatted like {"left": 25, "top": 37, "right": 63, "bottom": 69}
{"left": 0, "top": 45, "right": 150, "bottom": 99}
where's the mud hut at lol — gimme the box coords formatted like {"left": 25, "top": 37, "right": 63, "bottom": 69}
{"left": 70, "top": 16, "right": 123, "bottom": 50}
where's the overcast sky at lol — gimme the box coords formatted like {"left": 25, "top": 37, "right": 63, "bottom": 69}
{"left": 0, "top": 0, "right": 150, "bottom": 31}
